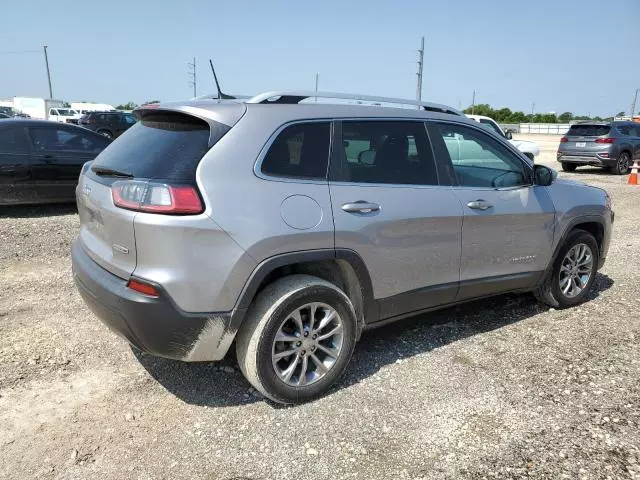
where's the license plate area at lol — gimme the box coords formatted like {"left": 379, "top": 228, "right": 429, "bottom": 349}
{"left": 576, "top": 142, "right": 586, "bottom": 147}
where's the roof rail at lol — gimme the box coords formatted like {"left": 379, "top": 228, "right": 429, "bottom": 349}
{"left": 246, "top": 90, "right": 463, "bottom": 116}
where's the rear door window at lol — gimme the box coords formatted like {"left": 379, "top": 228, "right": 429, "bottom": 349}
{"left": 334, "top": 121, "right": 438, "bottom": 186}
{"left": 29, "top": 127, "right": 109, "bottom": 151}
{"left": 567, "top": 125, "right": 611, "bottom": 136}
{"left": 261, "top": 122, "right": 330, "bottom": 180}
{"left": 90, "top": 112, "right": 226, "bottom": 183}
{"left": 0, "top": 127, "right": 29, "bottom": 154}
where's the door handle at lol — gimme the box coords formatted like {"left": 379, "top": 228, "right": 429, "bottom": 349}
{"left": 341, "top": 201, "right": 380, "bottom": 214}
{"left": 466, "top": 199, "right": 493, "bottom": 210}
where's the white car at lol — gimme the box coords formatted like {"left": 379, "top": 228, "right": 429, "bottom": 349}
{"left": 467, "top": 114, "right": 540, "bottom": 160}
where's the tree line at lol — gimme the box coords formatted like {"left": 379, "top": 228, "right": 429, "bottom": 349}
{"left": 463, "top": 104, "right": 623, "bottom": 124}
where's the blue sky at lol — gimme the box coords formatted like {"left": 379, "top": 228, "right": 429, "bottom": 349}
{"left": 1, "top": 0, "right": 638, "bottom": 116}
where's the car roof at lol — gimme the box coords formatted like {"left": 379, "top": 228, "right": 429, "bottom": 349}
{"left": 0, "top": 119, "right": 102, "bottom": 130}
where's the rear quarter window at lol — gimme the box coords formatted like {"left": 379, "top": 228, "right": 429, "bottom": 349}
{"left": 261, "top": 122, "right": 331, "bottom": 179}
{"left": 90, "top": 112, "right": 228, "bottom": 183}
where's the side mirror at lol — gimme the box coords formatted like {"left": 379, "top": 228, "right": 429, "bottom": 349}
{"left": 504, "top": 130, "right": 513, "bottom": 140}
{"left": 534, "top": 164, "right": 556, "bottom": 186}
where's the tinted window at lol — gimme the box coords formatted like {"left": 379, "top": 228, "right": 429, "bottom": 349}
{"left": 433, "top": 123, "right": 528, "bottom": 188}
{"left": 336, "top": 121, "right": 438, "bottom": 185}
{"left": 567, "top": 124, "right": 611, "bottom": 136}
{"left": 91, "top": 112, "right": 225, "bottom": 183}
{"left": 0, "top": 128, "right": 29, "bottom": 153}
{"left": 29, "top": 127, "right": 108, "bottom": 151}
{"left": 479, "top": 118, "right": 504, "bottom": 137}
{"left": 261, "top": 122, "right": 330, "bottom": 179}
{"left": 617, "top": 126, "right": 631, "bottom": 136}
{"left": 123, "top": 114, "right": 137, "bottom": 125}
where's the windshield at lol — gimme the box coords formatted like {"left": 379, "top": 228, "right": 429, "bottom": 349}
{"left": 479, "top": 118, "right": 504, "bottom": 137}
{"left": 57, "top": 109, "right": 73, "bottom": 116}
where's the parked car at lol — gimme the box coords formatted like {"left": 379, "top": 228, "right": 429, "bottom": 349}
{"left": 48, "top": 107, "right": 81, "bottom": 124}
{"left": 78, "top": 111, "right": 137, "bottom": 139}
{"left": 0, "top": 112, "right": 10, "bottom": 119}
{"left": 557, "top": 121, "right": 640, "bottom": 174}
{"left": 0, "top": 120, "right": 111, "bottom": 205}
{"left": 71, "top": 91, "right": 613, "bottom": 404}
{"left": 467, "top": 114, "right": 540, "bottom": 160}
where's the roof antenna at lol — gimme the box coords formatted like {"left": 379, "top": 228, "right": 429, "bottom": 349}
{"left": 209, "top": 59, "right": 235, "bottom": 100}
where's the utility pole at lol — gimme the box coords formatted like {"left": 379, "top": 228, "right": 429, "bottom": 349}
{"left": 315, "top": 73, "right": 319, "bottom": 102}
{"left": 531, "top": 102, "right": 536, "bottom": 116}
{"left": 43, "top": 45, "right": 53, "bottom": 99}
{"left": 471, "top": 90, "right": 476, "bottom": 115}
{"left": 631, "top": 88, "right": 639, "bottom": 120}
{"left": 188, "top": 57, "right": 196, "bottom": 98}
{"left": 416, "top": 36, "right": 424, "bottom": 106}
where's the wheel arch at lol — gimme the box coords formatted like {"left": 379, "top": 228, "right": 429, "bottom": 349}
{"left": 233, "top": 249, "right": 378, "bottom": 337}
{"left": 543, "top": 215, "right": 605, "bottom": 283}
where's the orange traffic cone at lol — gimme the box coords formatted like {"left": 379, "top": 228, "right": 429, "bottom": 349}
{"left": 629, "top": 159, "right": 639, "bottom": 185}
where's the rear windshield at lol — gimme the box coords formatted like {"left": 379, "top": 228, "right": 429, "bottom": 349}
{"left": 91, "top": 112, "right": 228, "bottom": 183}
{"left": 567, "top": 125, "right": 611, "bottom": 136}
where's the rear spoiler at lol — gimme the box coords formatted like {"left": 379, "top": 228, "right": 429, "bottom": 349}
{"left": 133, "top": 103, "right": 247, "bottom": 147}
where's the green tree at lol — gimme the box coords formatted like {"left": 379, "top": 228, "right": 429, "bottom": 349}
{"left": 617, "top": 111, "right": 625, "bottom": 117}
{"left": 510, "top": 111, "right": 527, "bottom": 123}
{"left": 62, "top": 101, "right": 71, "bottom": 108}
{"left": 558, "top": 112, "right": 573, "bottom": 122}
{"left": 143, "top": 100, "right": 161, "bottom": 105}
{"left": 115, "top": 101, "right": 138, "bottom": 110}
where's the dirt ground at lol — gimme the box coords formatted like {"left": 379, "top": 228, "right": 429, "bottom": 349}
{"left": 1, "top": 134, "right": 639, "bottom": 480}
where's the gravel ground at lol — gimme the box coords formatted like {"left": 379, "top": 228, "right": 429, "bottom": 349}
{"left": 1, "top": 135, "right": 639, "bottom": 480}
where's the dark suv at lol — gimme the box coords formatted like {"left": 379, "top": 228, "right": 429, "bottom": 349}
{"left": 78, "top": 111, "right": 137, "bottom": 139}
{"left": 557, "top": 121, "right": 640, "bottom": 174}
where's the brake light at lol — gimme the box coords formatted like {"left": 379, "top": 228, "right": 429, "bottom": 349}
{"left": 595, "top": 137, "right": 615, "bottom": 144}
{"left": 560, "top": 137, "right": 568, "bottom": 143}
{"left": 111, "top": 180, "right": 203, "bottom": 214}
{"left": 127, "top": 279, "right": 160, "bottom": 297}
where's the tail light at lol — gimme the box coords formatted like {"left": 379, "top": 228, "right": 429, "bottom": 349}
{"left": 595, "top": 137, "right": 615, "bottom": 144}
{"left": 560, "top": 137, "right": 568, "bottom": 143}
{"left": 111, "top": 180, "right": 203, "bottom": 215}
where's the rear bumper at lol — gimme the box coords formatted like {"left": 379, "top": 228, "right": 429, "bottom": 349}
{"left": 557, "top": 151, "right": 615, "bottom": 167}
{"left": 71, "top": 239, "right": 241, "bottom": 361}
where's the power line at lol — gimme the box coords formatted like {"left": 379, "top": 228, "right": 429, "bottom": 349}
{"left": 0, "top": 50, "right": 41, "bottom": 55}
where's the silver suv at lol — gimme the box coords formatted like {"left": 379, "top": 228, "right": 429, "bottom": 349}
{"left": 557, "top": 121, "right": 640, "bottom": 175}
{"left": 72, "top": 91, "right": 613, "bottom": 404}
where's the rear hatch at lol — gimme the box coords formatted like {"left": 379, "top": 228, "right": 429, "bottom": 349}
{"left": 562, "top": 124, "right": 611, "bottom": 155}
{"left": 76, "top": 104, "right": 245, "bottom": 280}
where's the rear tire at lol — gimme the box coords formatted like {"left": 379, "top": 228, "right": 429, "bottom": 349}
{"left": 97, "top": 129, "right": 113, "bottom": 139}
{"left": 611, "top": 152, "right": 631, "bottom": 175}
{"left": 561, "top": 162, "right": 577, "bottom": 172}
{"left": 534, "top": 229, "right": 599, "bottom": 309}
{"left": 236, "top": 275, "right": 358, "bottom": 404}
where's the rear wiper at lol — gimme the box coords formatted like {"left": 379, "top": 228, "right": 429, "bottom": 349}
{"left": 91, "top": 165, "right": 134, "bottom": 178}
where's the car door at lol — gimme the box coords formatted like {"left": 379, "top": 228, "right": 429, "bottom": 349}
{"left": 329, "top": 120, "right": 463, "bottom": 323}
{"left": 0, "top": 125, "right": 33, "bottom": 204}
{"left": 28, "top": 126, "right": 108, "bottom": 202}
{"left": 427, "top": 121, "right": 555, "bottom": 301}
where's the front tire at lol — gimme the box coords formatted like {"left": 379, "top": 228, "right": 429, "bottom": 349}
{"left": 236, "top": 275, "right": 358, "bottom": 404}
{"left": 611, "top": 152, "right": 631, "bottom": 175}
{"left": 534, "top": 229, "right": 599, "bottom": 309}
{"left": 561, "top": 162, "right": 577, "bottom": 172}
{"left": 97, "top": 129, "right": 113, "bottom": 139}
